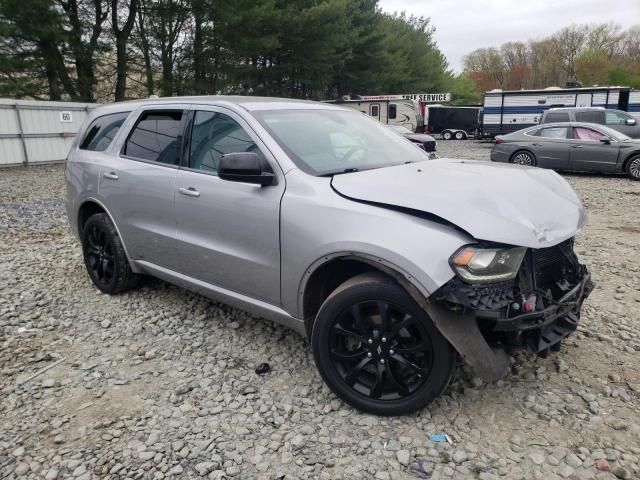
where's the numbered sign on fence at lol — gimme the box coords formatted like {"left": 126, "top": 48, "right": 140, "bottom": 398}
{"left": 59, "top": 111, "right": 73, "bottom": 123}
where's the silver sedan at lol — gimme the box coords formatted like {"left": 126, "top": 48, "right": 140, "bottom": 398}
{"left": 490, "top": 122, "right": 640, "bottom": 180}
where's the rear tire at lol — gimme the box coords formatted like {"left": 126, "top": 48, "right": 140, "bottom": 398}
{"left": 454, "top": 131, "right": 466, "bottom": 140}
{"left": 510, "top": 150, "right": 536, "bottom": 167}
{"left": 311, "top": 273, "right": 455, "bottom": 415}
{"left": 441, "top": 130, "right": 452, "bottom": 140}
{"left": 625, "top": 155, "right": 640, "bottom": 180}
{"left": 81, "top": 213, "right": 143, "bottom": 294}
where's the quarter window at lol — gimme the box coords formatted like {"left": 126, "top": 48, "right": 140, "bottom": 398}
{"left": 123, "top": 110, "right": 185, "bottom": 165}
{"left": 538, "top": 127, "right": 568, "bottom": 139}
{"left": 80, "top": 112, "right": 130, "bottom": 152}
{"left": 188, "top": 111, "right": 263, "bottom": 174}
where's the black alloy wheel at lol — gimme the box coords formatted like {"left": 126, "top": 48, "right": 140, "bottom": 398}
{"left": 312, "top": 273, "right": 455, "bottom": 415}
{"left": 85, "top": 222, "right": 116, "bottom": 287}
{"left": 81, "top": 213, "right": 142, "bottom": 294}
{"left": 329, "top": 300, "right": 433, "bottom": 401}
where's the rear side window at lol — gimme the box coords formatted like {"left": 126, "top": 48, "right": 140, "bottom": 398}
{"left": 370, "top": 105, "right": 379, "bottom": 117}
{"left": 123, "top": 110, "right": 185, "bottom": 165}
{"left": 389, "top": 104, "right": 397, "bottom": 119}
{"left": 538, "top": 127, "right": 568, "bottom": 139}
{"left": 80, "top": 112, "right": 130, "bottom": 151}
{"left": 575, "top": 110, "right": 605, "bottom": 124}
{"left": 544, "top": 111, "right": 570, "bottom": 123}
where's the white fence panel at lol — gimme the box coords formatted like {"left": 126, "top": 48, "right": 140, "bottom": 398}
{"left": 0, "top": 99, "right": 94, "bottom": 167}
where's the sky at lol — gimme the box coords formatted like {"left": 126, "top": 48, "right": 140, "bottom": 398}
{"left": 378, "top": 0, "right": 640, "bottom": 73}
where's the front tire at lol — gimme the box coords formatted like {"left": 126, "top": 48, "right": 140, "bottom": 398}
{"left": 454, "top": 131, "right": 466, "bottom": 140}
{"left": 311, "top": 273, "right": 455, "bottom": 415}
{"left": 626, "top": 155, "right": 640, "bottom": 180}
{"left": 81, "top": 213, "right": 142, "bottom": 294}
{"left": 441, "top": 130, "right": 452, "bottom": 140}
{"left": 510, "top": 150, "right": 536, "bottom": 167}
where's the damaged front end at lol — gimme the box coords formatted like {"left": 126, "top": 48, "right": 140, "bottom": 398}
{"left": 428, "top": 238, "right": 593, "bottom": 381}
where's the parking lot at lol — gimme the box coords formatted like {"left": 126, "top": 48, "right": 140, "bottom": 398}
{"left": 1, "top": 141, "right": 639, "bottom": 480}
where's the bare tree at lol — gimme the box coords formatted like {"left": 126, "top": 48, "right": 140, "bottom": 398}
{"left": 112, "top": 0, "right": 139, "bottom": 101}
{"left": 551, "top": 25, "right": 588, "bottom": 79}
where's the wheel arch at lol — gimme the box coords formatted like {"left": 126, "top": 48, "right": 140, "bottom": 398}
{"left": 76, "top": 198, "right": 136, "bottom": 268}
{"left": 299, "top": 252, "right": 433, "bottom": 339}
{"left": 622, "top": 151, "right": 640, "bottom": 171}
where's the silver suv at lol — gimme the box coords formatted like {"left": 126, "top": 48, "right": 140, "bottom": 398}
{"left": 66, "top": 96, "right": 593, "bottom": 415}
{"left": 540, "top": 107, "right": 640, "bottom": 138}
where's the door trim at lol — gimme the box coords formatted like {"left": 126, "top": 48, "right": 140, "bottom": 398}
{"left": 134, "top": 260, "right": 305, "bottom": 335}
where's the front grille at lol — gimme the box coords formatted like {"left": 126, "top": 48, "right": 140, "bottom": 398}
{"left": 424, "top": 141, "right": 436, "bottom": 152}
{"left": 529, "top": 239, "right": 579, "bottom": 296}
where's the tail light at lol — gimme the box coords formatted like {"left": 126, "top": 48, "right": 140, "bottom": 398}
{"left": 495, "top": 137, "right": 503, "bottom": 144}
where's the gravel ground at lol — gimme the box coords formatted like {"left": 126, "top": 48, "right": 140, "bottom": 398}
{"left": 1, "top": 142, "right": 639, "bottom": 480}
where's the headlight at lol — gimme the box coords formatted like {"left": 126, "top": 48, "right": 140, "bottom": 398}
{"left": 450, "top": 245, "right": 527, "bottom": 283}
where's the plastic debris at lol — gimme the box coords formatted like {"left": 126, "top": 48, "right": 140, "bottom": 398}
{"left": 595, "top": 458, "right": 609, "bottom": 471}
{"left": 407, "top": 457, "right": 432, "bottom": 479}
{"left": 429, "top": 433, "right": 452, "bottom": 444}
{"left": 255, "top": 362, "right": 271, "bottom": 375}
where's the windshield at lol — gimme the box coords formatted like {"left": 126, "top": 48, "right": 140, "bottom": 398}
{"left": 388, "top": 125, "right": 412, "bottom": 135}
{"left": 252, "top": 108, "right": 429, "bottom": 176}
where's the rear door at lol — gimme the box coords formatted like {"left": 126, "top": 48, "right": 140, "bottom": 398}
{"left": 528, "top": 126, "right": 571, "bottom": 169}
{"left": 100, "top": 106, "right": 186, "bottom": 271}
{"left": 175, "top": 107, "right": 284, "bottom": 305}
{"left": 568, "top": 126, "right": 619, "bottom": 172}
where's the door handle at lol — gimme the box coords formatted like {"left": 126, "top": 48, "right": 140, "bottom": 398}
{"left": 532, "top": 143, "right": 542, "bottom": 147}
{"left": 178, "top": 187, "right": 200, "bottom": 198}
{"left": 571, "top": 145, "right": 583, "bottom": 149}
{"left": 102, "top": 171, "right": 119, "bottom": 180}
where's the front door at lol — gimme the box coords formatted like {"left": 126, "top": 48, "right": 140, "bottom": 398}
{"left": 100, "top": 107, "right": 186, "bottom": 271}
{"left": 568, "top": 126, "right": 620, "bottom": 172}
{"left": 175, "top": 107, "right": 284, "bottom": 305}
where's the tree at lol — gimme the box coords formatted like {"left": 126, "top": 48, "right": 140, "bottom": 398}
{"left": 112, "top": 0, "right": 139, "bottom": 101}
{"left": 551, "top": 25, "right": 588, "bottom": 79}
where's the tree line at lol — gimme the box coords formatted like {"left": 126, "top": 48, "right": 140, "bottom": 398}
{"left": 463, "top": 23, "right": 640, "bottom": 92}
{"left": 0, "top": 0, "right": 480, "bottom": 103}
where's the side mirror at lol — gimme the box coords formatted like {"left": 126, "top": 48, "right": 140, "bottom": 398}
{"left": 626, "top": 118, "right": 637, "bottom": 126}
{"left": 218, "top": 152, "right": 274, "bottom": 186}
{"left": 600, "top": 137, "right": 611, "bottom": 144}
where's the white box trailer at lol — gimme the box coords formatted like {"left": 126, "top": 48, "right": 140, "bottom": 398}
{"left": 325, "top": 96, "right": 424, "bottom": 133}
{"left": 0, "top": 99, "right": 94, "bottom": 167}
{"left": 480, "top": 86, "right": 636, "bottom": 137}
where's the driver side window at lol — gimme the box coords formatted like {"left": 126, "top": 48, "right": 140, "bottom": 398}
{"left": 188, "top": 111, "right": 263, "bottom": 174}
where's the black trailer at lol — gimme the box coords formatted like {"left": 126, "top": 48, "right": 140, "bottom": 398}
{"left": 426, "top": 106, "right": 481, "bottom": 140}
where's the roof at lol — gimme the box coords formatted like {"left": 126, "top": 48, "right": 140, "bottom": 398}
{"left": 484, "top": 86, "right": 630, "bottom": 95}
{"left": 103, "top": 95, "right": 336, "bottom": 112}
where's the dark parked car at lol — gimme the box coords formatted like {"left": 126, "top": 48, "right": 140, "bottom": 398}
{"left": 387, "top": 125, "right": 437, "bottom": 154}
{"left": 491, "top": 122, "right": 640, "bottom": 180}
{"left": 540, "top": 107, "right": 640, "bottom": 138}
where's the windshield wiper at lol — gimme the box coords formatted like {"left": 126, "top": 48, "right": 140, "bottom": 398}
{"left": 320, "top": 167, "right": 360, "bottom": 177}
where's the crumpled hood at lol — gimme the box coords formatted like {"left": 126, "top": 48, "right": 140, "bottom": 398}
{"left": 331, "top": 158, "right": 586, "bottom": 248}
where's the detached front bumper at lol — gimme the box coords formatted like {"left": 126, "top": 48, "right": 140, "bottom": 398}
{"left": 490, "top": 270, "right": 593, "bottom": 352}
{"left": 426, "top": 240, "right": 593, "bottom": 380}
